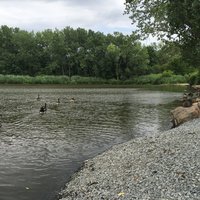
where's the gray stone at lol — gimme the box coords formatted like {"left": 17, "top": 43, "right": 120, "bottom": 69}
{"left": 58, "top": 119, "right": 200, "bottom": 200}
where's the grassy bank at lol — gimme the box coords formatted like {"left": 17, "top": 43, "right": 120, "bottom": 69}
{"left": 0, "top": 74, "right": 188, "bottom": 92}
{"left": 0, "top": 73, "right": 187, "bottom": 85}
{"left": 126, "top": 72, "right": 187, "bottom": 85}
{"left": 0, "top": 75, "right": 116, "bottom": 85}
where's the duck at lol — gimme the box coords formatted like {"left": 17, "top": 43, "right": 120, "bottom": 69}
{"left": 70, "top": 97, "right": 75, "bottom": 102}
{"left": 39, "top": 103, "right": 47, "bottom": 113}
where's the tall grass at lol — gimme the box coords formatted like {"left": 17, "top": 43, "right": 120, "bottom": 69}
{"left": 0, "top": 75, "right": 33, "bottom": 84}
{"left": 70, "top": 76, "right": 109, "bottom": 84}
{"left": 0, "top": 73, "right": 187, "bottom": 85}
{"left": 0, "top": 75, "right": 124, "bottom": 85}
{"left": 127, "top": 73, "right": 187, "bottom": 85}
{"left": 0, "top": 75, "right": 71, "bottom": 84}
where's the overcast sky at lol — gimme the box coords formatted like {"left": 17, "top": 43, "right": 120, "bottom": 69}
{"left": 0, "top": 0, "right": 135, "bottom": 34}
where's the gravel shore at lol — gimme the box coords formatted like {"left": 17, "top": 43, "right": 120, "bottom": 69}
{"left": 58, "top": 119, "right": 200, "bottom": 200}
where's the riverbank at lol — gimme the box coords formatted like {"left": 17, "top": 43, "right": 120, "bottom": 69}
{"left": 0, "top": 73, "right": 186, "bottom": 85}
{"left": 0, "top": 83, "right": 187, "bottom": 93}
{"left": 58, "top": 119, "right": 200, "bottom": 200}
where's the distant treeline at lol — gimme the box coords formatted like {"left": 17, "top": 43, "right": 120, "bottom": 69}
{"left": 0, "top": 25, "right": 196, "bottom": 82}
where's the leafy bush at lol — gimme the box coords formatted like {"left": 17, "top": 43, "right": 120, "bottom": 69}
{"left": 161, "top": 70, "right": 174, "bottom": 77}
{"left": 0, "top": 75, "right": 71, "bottom": 84}
{"left": 161, "top": 75, "right": 186, "bottom": 84}
{"left": 187, "top": 71, "right": 200, "bottom": 85}
{"left": 0, "top": 75, "right": 33, "bottom": 84}
{"left": 0, "top": 74, "right": 187, "bottom": 85}
{"left": 132, "top": 74, "right": 162, "bottom": 84}
{"left": 129, "top": 73, "right": 186, "bottom": 85}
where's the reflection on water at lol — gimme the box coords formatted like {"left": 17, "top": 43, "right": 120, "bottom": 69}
{"left": 0, "top": 86, "right": 181, "bottom": 200}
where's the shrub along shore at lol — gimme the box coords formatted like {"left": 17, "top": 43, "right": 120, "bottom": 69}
{"left": 0, "top": 73, "right": 187, "bottom": 85}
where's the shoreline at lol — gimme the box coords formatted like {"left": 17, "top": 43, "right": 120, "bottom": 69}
{"left": 0, "top": 83, "right": 187, "bottom": 93}
{"left": 58, "top": 119, "right": 200, "bottom": 200}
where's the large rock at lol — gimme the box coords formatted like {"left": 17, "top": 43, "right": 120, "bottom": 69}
{"left": 171, "top": 102, "right": 200, "bottom": 127}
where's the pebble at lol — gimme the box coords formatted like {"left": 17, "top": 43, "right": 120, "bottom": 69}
{"left": 58, "top": 119, "right": 200, "bottom": 200}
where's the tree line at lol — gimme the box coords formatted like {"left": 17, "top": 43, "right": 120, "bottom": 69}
{"left": 0, "top": 25, "right": 195, "bottom": 81}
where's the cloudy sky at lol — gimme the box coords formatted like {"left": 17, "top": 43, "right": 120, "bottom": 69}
{"left": 0, "top": 0, "right": 135, "bottom": 35}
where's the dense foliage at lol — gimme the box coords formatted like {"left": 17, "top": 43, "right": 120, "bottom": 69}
{"left": 125, "top": 0, "right": 200, "bottom": 67}
{"left": 0, "top": 25, "right": 147, "bottom": 79}
{"left": 0, "top": 25, "right": 195, "bottom": 83}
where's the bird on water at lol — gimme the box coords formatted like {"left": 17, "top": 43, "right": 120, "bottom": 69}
{"left": 39, "top": 103, "right": 47, "bottom": 113}
{"left": 70, "top": 97, "right": 75, "bottom": 102}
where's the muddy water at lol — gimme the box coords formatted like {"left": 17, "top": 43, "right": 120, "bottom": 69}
{"left": 0, "top": 86, "right": 181, "bottom": 200}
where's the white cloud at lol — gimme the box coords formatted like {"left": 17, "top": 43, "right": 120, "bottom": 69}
{"left": 0, "top": 0, "right": 133, "bottom": 34}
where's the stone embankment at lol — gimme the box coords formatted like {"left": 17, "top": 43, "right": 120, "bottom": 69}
{"left": 58, "top": 119, "right": 200, "bottom": 200}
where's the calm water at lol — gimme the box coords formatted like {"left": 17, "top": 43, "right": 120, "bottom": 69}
{"left": 0, "top": 86, "right": 181, "bottom": 200}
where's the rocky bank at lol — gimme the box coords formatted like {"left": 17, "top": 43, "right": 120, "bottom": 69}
{"left": 58, "top": 119, "right": 200, "bottom": 200}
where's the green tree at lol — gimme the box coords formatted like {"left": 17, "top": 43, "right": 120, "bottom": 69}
{"left": 146, "top": 44, "right": 159, "bottom": 68}
{"left": 35, "top": 29, "right": 54, "bottom": 75}
{"left": 125, "top": 0, "right": 200, "bottom": 66}
{"left": 0, "top": 25, "right": 15, "bottom": 74}
{"left": 106, "top": 43, "right": 121, "bottom": 80}
{"left": 12, "top": 30, "right": 39, "bottom": 75}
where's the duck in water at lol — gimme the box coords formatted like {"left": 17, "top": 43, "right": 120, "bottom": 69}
{"left": 39, "top": 103, "right": 47, "bottom": 114}
{"left": 70, "top": 97, "right": 75, "bottom": 102}
{"left": 57, "top": 98, "right": 60, "bottom": 104}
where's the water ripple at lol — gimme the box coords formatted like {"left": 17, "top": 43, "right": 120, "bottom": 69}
{"left": 0, "top": 87, "right": 181, "bottom": 200}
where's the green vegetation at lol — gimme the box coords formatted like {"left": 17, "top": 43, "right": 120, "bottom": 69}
{"left": 130, "top": 73, "right": 186, "bottom": 85}
{"left": 0, "top": 0, "right": 200, "bottom": 87}
{"left": 125, "top": 0, "right": 200, "bottom": 68}
{"left": 0, "top": 73, "right": 187, "bottom": 85}
{"left": 0, "top": 75, "right": 120, "bottom": 85}
{"left": 0, "top": 26, "right": 150, "bottom": 80}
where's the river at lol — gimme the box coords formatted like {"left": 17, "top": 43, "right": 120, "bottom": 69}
{"left": 0, "top": 85, "right": 181, "bottom": 200}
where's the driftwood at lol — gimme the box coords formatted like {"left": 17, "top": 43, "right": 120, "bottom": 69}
{"left": 170, "top": 85, "right": 200, "bottom": 127}
{"left": 171, "top": 102, "right": 200, "bottom": 127}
